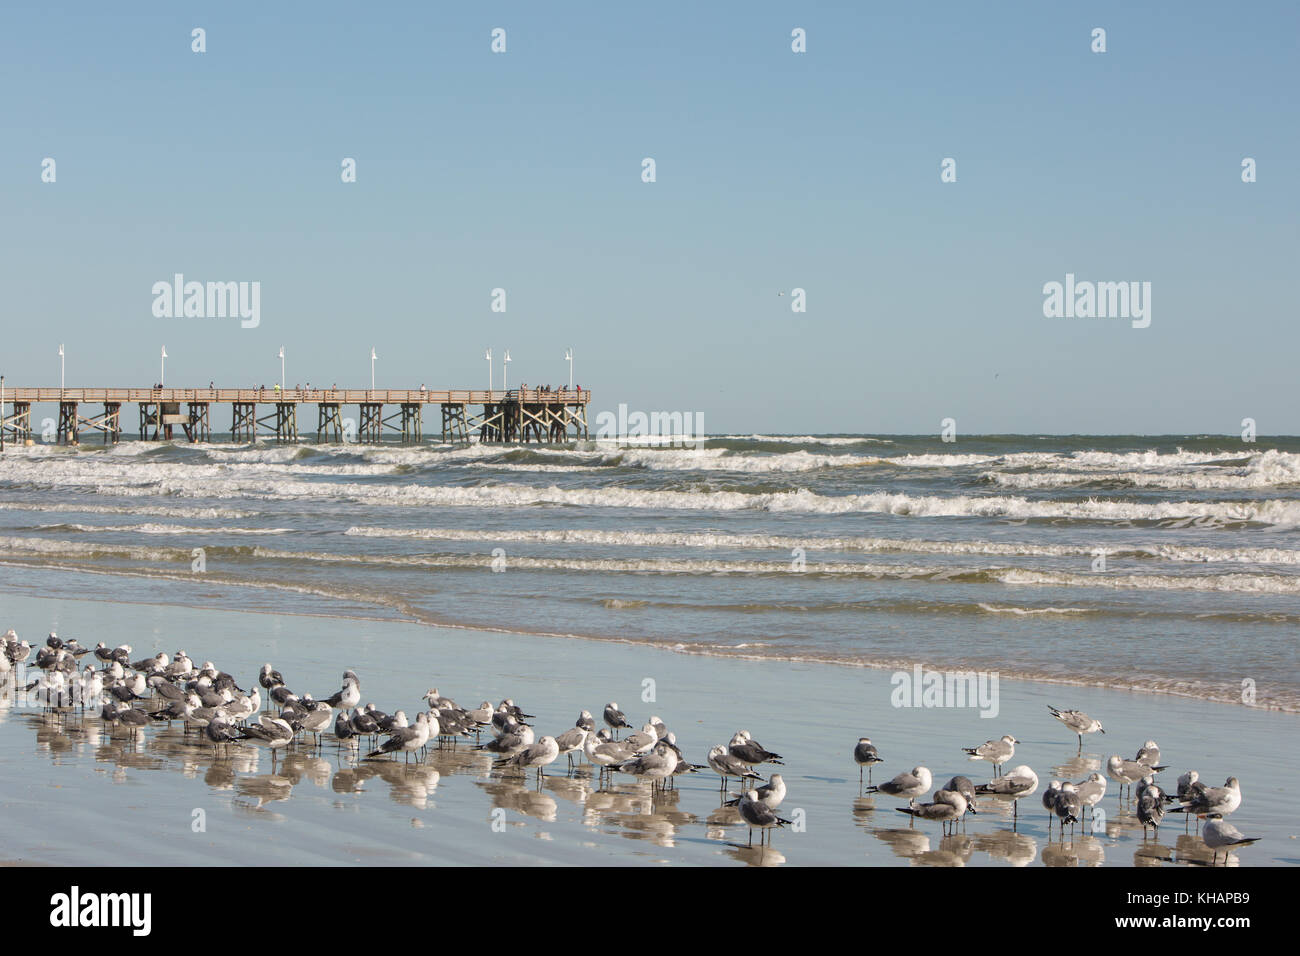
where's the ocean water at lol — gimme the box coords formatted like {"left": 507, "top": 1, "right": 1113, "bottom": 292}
{"left": 3, "top": 433, "right": 1300, "bottom": 711}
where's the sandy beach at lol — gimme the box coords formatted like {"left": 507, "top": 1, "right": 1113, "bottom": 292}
{"left": 1, "top": 591, "right": 1294, "bottom": 867}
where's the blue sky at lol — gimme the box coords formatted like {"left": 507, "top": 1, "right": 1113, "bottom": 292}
{"left": 3, "top": 2, "right": 1297, "bottom": 434}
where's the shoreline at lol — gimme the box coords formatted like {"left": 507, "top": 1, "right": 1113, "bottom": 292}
{"left": 0, "top": 571, "right": 1293, "bottom": 715}
{"left": 0, "top": 591, "right": 1296, "bottom": 867}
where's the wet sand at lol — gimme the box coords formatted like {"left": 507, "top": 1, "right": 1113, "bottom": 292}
{"left": 0, "top": 592, "right": 1296, "bottom": 867}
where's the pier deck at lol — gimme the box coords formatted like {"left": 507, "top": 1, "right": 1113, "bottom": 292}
{"left": 0, "top": 387, "right": 590, "bottom": 445}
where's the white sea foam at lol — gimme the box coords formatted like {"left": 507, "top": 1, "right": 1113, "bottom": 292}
{"left": 9, "top": 466, "right": 1300, "bottom": 525}
{"left": 8, "top": 535, "right": 1300, "bottom": 594}
{"left": 341, "top": 525, "right": 1300, "bottom": 565}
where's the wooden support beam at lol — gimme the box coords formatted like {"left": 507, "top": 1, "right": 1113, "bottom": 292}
{"left": 2, "top": 402, "right": 32, "bottom": 442}
{"left": 317, "top": 402, "right": 343, "bottom": 442}
{"left": 185, "top": 402, "right": 211, "bottom": 442}
{"left": 264, "top": 402, "right": 298, "bottom": 443}
{"left": 231, "top": 402, "right": 256, "bottom": 442}
{"left": 441, "top": 403, "right": 469, "bottom": 443}
{"left": 57, "top": 401, "right": 78, "bottom": 444}
{"left": 358, "top": 403, "right": 383, "bottom": 443}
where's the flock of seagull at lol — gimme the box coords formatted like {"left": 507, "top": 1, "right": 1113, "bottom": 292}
{"left": 850, "top": 705, "right": 1258, "bottom": 864}
{"left": 0, "top": 630, "right": 1264, "bottom": 859}
{"left": 1, "top": 633, "right": 792, "bottom": 845}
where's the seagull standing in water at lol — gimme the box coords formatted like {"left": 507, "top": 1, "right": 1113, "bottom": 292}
{"left": 736, "top": 790, "right": 792, "bottom": 846}
{"left": 853, "top": 737, "right": 882, "bottom": 788}
{"left": 1107, "top": 755, "right": 1157, "bottom": 803}
{"left": 366, "top": 712, "right": 431, "bottom": 763}
{"left": 707, "top": 745, "right": 761, "bottom": 792}
{"left": 1046, "top": 705, "right": 1104, "bottom": 751}
{"left": 1136, "top": 780, "right": 1165, "bottom": 838}
{"left": 1042, "top": 780, "right": 1063, "bottom": 830}
{"left": 725, "top": 773, "right": 786, "bottom": 810}
{"left": 1074, "top": 772, "right": 1108, "bottom": 828}
{"left": 866, "top": 766, "right": 933, "bottom": 817}
{"left": 584, "top": 731, "right": 635, "bottom": 784}
{"left": 728, "top": 731, "right": 783, "bottom": 768}
{"left": 611, "top": 742, "right": 679, "bottom": 791}
{"left": 962, "top": 734, "right": 1018, "bottom": 775}
{"left": 974, "top": 765, "right": 1039, "bottom": 823}
{"left": 497, "top": 735, "right": 561, "bottom": 784}
{"left": 603, "top": 702, "right": 632, "bottom": 739}
{"left": 1168, "top": 777, "right": 1242, "bottom": 823}
{"left": 1054, "top": 782, "right": 1082, "bottom": 837}
{"left": 1135, "top": 740, "right": 1163, "bottom": 768}
{"left": 896, "top": 790, "right": 971, "bottom": 835}
{"left": 1202, "top": 816, "right": 1259, "bottom": 865}
{"left": 552, "top": 723, "right": 589, "bottom": 772}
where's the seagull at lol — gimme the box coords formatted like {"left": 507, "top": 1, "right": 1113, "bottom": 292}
{"left": 962, "top": 734, "right": 1018, "bottom": 775}
{"left": 1041, "top": 780, "right": 1063, "bottom": 830}
{"left": 1202, "top": 816, "right": 1259, "bottom": 865}
{"left": 1054, "top": 783, "right": 1082, "bottom": 836}
{"left": 623, "top": 723, "right": 658, "bottom": 754}
{"left": 896, "top": 789, "right": 971, "bottom": 835}
{"left": 1073, "top": 771, "right": 1108, "bottom": 827}
{"left": 611, "top": 741, "right": 678, "bottom": 790}
{"left": 350, "top": 707, "right": 380, "bottom": 742}
{"left": 115, "top": 703, "right": 152, "bottom": 735}
{"left": 726, "top": 773, "right": 786, "bottom": 810}
{"left": 553, "top": 724, "right": 589, "bottom": 772}
{"left": 366, "top": 713, "right": 430, "bottom": 763}
{"left": 334, "top": 709, "right": 357, "bottom": 745}
{"left": 497, "top": 735, "right": 561, "bottom": 782}
{"left": 1107, "top": 755, "right": 1158, "bottom": 801}
{"left": 939, "top": 775, "right": 978, "bottom": 823}
{"left": 1174, "top": 770, "right": 1202, "bottom": 830}
{"left": 707, "top": 744, "right": 762, "bottom": 791}
{"left": 322, "top": 676, "right": 360, "bottom": 711}
{"left": 238, "top": 715, "right": 296, "bottom": 763}
{"left": 974, "top": 765, "right": 1039, "bottom": 822}
{"left": 1176, "top": 769, "right": 1201, "bottom": 802}
{"left": 584, "top": 731, "right": 635, "bottom": 782}
{"left": 1134, "top": 740, "right": 1162, "bottom": 768}
{"left": 853, "top": 737, "right": 883, "bottom": 787}
{"left": 1169, "top": 777, "right": 1242, "bottom": 821}
{"left": 736, "top": 790, "right": 792, "bottom": 846}
{"left": 1136, "top": 781, "right": 1165, "bottom": 837}
{"left": 476, "top": 718, "right": 534, "bottom": 755}
{"left": 1047, "top": 705, "right": 1104, "bottom": 750}
{"left": 728, "top": 731, "right": 783, "bottom": 767}
{"left": 301, "top": 702, "right": 334, "bottom": 747}
{"left": 603, "top": 702, "right": 632, "bottom": 739}
{"left": 867, "top": 766, "right": 933, "bottom": 803}
{"left": 258, "top": 663, "right": 285, "bottom": 694}
{"left": 204, "top": 717, "right": 243, "bottom": 752}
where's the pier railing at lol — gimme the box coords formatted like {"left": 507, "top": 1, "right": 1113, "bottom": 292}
{"left": 0, "top": 386, "right": 591, "bottom": 445}
{"left": 2, "top": 387, "right": 589, "bottom": 404}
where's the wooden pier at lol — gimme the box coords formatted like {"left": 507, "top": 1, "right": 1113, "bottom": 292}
{"left": 0, "top": 387, "right": 590, "bottom": 445}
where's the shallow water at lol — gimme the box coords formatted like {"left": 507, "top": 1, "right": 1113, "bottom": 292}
{"left": 0, "top": 593, "right": 1294, "bottom": 867}
{"left": 3, "top": 434, "right": 1300, "bottom": 711}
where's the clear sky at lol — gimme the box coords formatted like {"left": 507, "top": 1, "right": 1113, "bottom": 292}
{"left": 3, "top": 2, "right": 1296, "bottom": 434}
